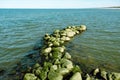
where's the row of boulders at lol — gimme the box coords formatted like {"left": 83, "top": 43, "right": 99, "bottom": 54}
{"left": 23, "top": 25, "right": 120, "bottom": 80}
{"left": 85, "top": 68, "right": 120, "bottom": 80}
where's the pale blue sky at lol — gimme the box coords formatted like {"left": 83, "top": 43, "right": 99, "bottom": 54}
{"left": 0, "top": 0, "right": 120, "bottom": 8}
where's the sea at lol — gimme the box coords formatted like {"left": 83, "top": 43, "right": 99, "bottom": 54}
{"left": 0, "top": 9, "right": 120, "bottom": 79}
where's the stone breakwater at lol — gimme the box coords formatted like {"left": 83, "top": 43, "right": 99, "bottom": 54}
{"left": 23, "top": 25, "right": 120, "bottom": 80}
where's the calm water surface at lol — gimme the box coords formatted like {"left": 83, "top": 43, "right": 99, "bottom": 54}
{"left": 0, "top": 9, "right": 120, "bottom": 77}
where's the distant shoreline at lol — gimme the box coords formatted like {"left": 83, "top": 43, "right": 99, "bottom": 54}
{"left": 105, "top": 6, "right": 120, "bottom": 8}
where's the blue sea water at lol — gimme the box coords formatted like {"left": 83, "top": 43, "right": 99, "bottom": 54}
{"left": 0, "top": 9, "right": 120, "bottom": 78}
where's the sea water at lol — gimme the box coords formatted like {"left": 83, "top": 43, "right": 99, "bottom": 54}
{"left": 0, "top": 9, "right": 120, "bottom": 79}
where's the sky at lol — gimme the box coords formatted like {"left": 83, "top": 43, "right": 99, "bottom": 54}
{"left": 0, "top": 0, "right": 120, "bottom": 8}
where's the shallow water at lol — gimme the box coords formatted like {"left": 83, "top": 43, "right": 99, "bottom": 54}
{"left": 0, "top": 9, "right": 120, "bottom": 78}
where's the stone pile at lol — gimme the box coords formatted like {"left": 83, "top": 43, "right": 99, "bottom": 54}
{"left": 23, "top": 25, "right": 120, "bottom": 80}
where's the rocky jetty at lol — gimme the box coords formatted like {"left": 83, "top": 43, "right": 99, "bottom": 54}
{"left": 23, "top": 25, "right": 120, "bottom": 80}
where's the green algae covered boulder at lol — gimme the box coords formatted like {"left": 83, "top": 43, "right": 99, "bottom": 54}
{"left": 48, "top": 70, "right": 63, "bottom": 80}
{"left": 70, "top": 72, "right": 82, "bottom": 80}
{"left": 24, "top": 73, "right": 37, "bottom": 80}
{"left": 108, "top": 72, "right": 120, "bottom": 80}
{"left": 60, "top": 59, "right": 73, "bottom": 70}
{"left": 52, "top": 51, "right": 63, "bottom": 59}
{"left": 57, "top": 68, "right": 70, "bottom": 76}
{"left": 63, "top": 52, "right": 71, "bottom": 59}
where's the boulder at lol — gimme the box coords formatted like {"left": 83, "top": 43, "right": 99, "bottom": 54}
{"left": 57, "top": 68, "right": 70, "bottom": 75}
{"left": 93, "top": 68, "right": 99, "bottom": 76}
{"left": 63, "top": 52, "right": 71, "bottom": 59}
{"left": 52, "top": 47, "right": 65, "bottom": 53}
{"left": 52, "top": 51, "right": 63, "bottom": 59}
{"left": 61, "top": 59, "right": 73, "bottom": 70}
{"left": 43, "top": 47, "right": 52, "bottom": 54}
{"left": 24, "top": 73, "right": 37, "bottom": 80}
{"left": 50, "top": 65, "right": 58, "bottom": 70}
{"left": 70, "top": 72, "right": 82, "bottom": 80}
{"left": 85, "top": 74, "right": 91, "bottom": 80}
{"left": 61, "top": 36, "right": 71, "bottom": 41}
{"left": 53, "top": 41, "right": 60, "bottom": 47}
{"left": 66, "top": 31, "right": 76, "bottom": 37}
{"left": 79, "top": 25, "right": 87, "bottom": 31}
{"left": 33, "top": 63, "right": 40, "bottom": 69}
{"left": 100, "top": 70, "right": 107, "bottom": 80}
{"left": 48, "top": 70, "right": 63, "bottom": 80}
{"left": 108, "top": 72, "right": 120, "bottom": 80}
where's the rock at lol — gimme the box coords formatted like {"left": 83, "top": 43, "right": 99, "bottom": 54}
{"left": 57, "top": 68, "right": 69, "bottom": 75}
{"left": 72, "top": 65, "right": 82, "bottom": 73}
{"left": 48, "top": 42, "right": 53, "bottom": 47}
{"left": 49, "top": 36, "right": 56, "bottom": 42}
{"left": 108, "top": 72, "right": 120, "bottom": 80}
{"left": 52, "top": 47, "right": 65, "bottom": 53}
{"left": 100, "top": 70, "right": 107, "bottom": 80}
{"left": 93, "top": 68, "right": 100, "bottom": 76}
{"left": 59, "top": 40, "right": 64, "bottom": 44}
{"left": 35, "top": 68, "right": 41, "bottom": 76}
{"left": 80, "top": 25, "right": 87, "bottom": 31}
{"left": 53, "top": 33, "right": 60, "bottom": 38}
{"left": 33, "top": 63, "right": 40, "bottom": 69}
{"left": 43, "top": 47, "right": 52, "bottom": 54}
{"left": 63, "top": 52, "right": 71, "bottom": 59}
{"left": 66, "top": 31, "right": 76, "bottom": 37}
{"left": 44, "top": 34, "right": 50, "bottom": 40}
{"left": 85, "top": 74, "right": 91, "bottom": 80}
{"left": 24, "top": 73, "right": 37, "bottom": 80}
{"left": 70, "top": 72, "right": 82, "bottom": 80}
{"left": 39, "top": 70, "right": 47, "bottom": 80}
{"left": 50, "top": 65, "right": 58, "bottom": 70}
{"left": 54, "top": 29, "right": 60, "bottom": 34}
{"left": 48, "top": 70, "right": 63, "bottom": 80}
{"left": 61, "top": 36, "right": 71, "bottom": 41}
{"left": 52, "top": 51, "right": 63, "bottom": 59}
{"left": 54, "top": 59, "right": 61, "bottom": 65}
{"left": 61, "top": 59, "right": 73, "bottom": 70}
{"left": 53, "top": 41, "right": 60, "bottom": 47}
